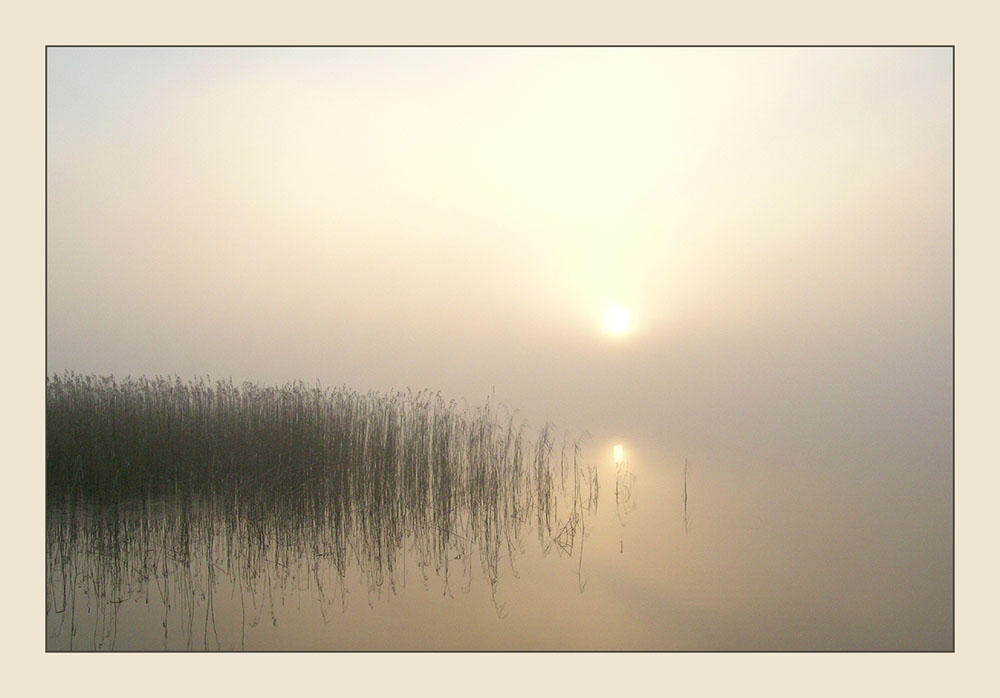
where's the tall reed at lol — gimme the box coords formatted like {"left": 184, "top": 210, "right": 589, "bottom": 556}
{"left": 46, "top": 373, "right": 597, "bottom": 648}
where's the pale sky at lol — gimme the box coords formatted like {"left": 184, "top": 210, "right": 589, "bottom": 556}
{"left": 47, "top": 47, "right": 952, "bottom": 450}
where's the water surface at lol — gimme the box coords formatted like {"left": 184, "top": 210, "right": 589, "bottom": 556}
{"left": 46, "top": 399, "right": 951, "bottom": 651}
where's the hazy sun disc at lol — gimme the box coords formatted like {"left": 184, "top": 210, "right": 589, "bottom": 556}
{"left": 603, "top": 306, "right": 632, "bottom": 336}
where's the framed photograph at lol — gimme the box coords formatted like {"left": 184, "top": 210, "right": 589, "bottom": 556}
{"left": 44, "top": 44, "right": 953, "bottom": 654}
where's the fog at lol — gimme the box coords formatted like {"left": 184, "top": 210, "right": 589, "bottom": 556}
{"left": 49, "top": 47, "right": 950, "bottom": 449}
{"left": 46, "top": 47, "right": 952, "bottom": 648}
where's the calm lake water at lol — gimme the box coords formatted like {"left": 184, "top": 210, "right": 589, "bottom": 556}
{"left": 45, "top": 428, "right": 952, "bottom": 651}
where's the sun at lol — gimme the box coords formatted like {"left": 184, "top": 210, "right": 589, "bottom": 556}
{"left": 603, "top": 306, "right": 633, "bottom": 337}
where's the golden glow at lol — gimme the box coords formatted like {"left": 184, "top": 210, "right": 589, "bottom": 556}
{"left": 613, "top": 444, "right": 625, "bottom": 464}
{"left": 603, "top": 306, "right": 633, "bottom": 337}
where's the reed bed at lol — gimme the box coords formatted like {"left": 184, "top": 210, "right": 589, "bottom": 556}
{"left": 46, "top": 373, "right": 596, "bottom": 649}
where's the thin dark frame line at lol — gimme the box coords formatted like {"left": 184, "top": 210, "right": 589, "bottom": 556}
{"left": 950, "top": 45, "right": 956, "bottom": 653}
{"left": 45, "top": 44, "right": 955, "bottom": 48}
{"left": 44, "top": 44, "right": 49, "bottom": 654}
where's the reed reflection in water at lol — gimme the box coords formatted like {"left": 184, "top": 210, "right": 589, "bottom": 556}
{"left": 45, "top": 374, "right": 601, "bottom": 650}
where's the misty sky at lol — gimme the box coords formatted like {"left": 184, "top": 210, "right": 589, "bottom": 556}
{"left": 47, "top": 47, "right": 952, "bottom": 463}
